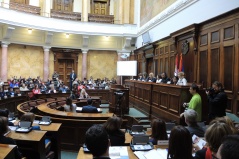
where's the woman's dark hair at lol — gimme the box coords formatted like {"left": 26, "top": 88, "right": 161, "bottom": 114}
{"left": 150, "top": 119, "right": 168, "bottom": 141}
{"left": 66, "top": 98, "right": 73, "bottom": 111}
{"left": 103, "top": 116, "right": 122, "bottom": 133}
{"left": 168, "top": 125, "right": 192, "bottom": 159}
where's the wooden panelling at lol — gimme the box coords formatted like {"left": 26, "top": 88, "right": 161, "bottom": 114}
{"left": 51, "top": 10, "right": 81, "bottom": 21}
{"left": 199, "top": 50, "right": 208, "bottom": 87}
{"left": 9, "top": 2, "right": 41, "bottom": 15}
{"left": 210, "top": 48, "right": 220, "bottom": 83}
{"left": 88, "top": 14, "right": 114, "bottom": 24}
{"left": 224, "top": 46, "right": 233, "bottom": 91}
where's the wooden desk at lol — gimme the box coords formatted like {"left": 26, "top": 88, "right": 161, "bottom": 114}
{"left": 40, "top": 123, "right": 62, "bottom": 159}
{"left": 36, "top": 103, "right": 113, "bottom": 120}
{"left": 77, "top": 146, "right": 137, "bottom": 159}
{"left": 0, "top": 144, "right": 16, "bottom": 159}
{"left": 76, "top": 96, "right": 101, "bottom": 107}
{"left": 7, "top": 130, "right": 46, "bottom": 159}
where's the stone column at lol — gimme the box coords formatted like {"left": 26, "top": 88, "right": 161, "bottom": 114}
{"left": 1, "top": 42, "right": 9, "bottom": 82}
{"left": 81, "top": 50, "right": 88, "bottom": 80}
{"left": 43, "top": 46, "right": 50, "bottom": 82}
{"left": 82, "top": 0, "right": 89, "bottom": 22}
{"left": 117, "top": 51, "right": 122, "bottom": 85}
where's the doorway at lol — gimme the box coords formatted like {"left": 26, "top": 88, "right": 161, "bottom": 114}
{"left": 58, "top": 59, "right": 74, "bottom": 87}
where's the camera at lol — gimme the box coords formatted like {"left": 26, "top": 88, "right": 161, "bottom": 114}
{"left": 206, "top": 87, "right": 214, "bottom": 94}
{"left": 114, "top": 91, "right": 125, "bottom": 96}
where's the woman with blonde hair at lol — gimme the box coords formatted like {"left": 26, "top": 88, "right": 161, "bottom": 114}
{"left": 176, "top": 72, "right": 187, "bottom": 85}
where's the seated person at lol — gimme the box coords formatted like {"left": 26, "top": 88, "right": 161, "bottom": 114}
{"left": 6, "top": 87, "right": 16, "bottom": 97}
{"left": 9, "top": 80, "right": 19, "bottom": 88}
{"left": 176, "top": 72, "right": 187, "bottom": 85}
{"left": 0, "top": 86, "right": 6, "bottom": 98}
{"left": 170, "top": 76, "right": 179, "bottom": 85}
{"left": 0, "top": 108, "right": 14, "bottom": 126}
{"left": 19, "top": 83, "right": 29, "bottom": 91}
{"left": 63, "top": 98, "right": 77, "bottom": 112}
{"left": 103, "top": 116, "right": 125, "bottom": 146}
{"left": 32, "top": 84, "right": 41, "bottom": 95}
{"left": 156, "top": 74, "right": 162, "bottom": 83}
{"left": 0, "top": 116, "right": 23, "bottom": 159}
{"left": 216, "top": 135, "right": 239, "bottom": 159}
{"left": 184, "top": 109, "right": 205, "bottom": 137}
{"left": 160, "top": 72, "right": 170, "bottom": 83}
{"left": 149, "top": 119, "right": 168, "bottom": 145}
{"left": 48, "top": 85, "right": 56, "bottom": 94}
{"left": 146, "top": 72, "right": 156, "bottom": 82}
{"left": 85, "top": 124, "right": 110, "bottom": 159}
{"left": 138, "top": 73, "right": 145, "bottom": 81}
{"left": 79, "top": 88, "right": 89, "bottom": 99}
{"left": 82, "top": 99, "right": 98, "bottom": 113}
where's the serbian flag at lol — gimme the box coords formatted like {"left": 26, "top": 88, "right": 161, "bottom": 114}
{"left": 178, "top": 53, "right": 184, "bottom": 72}
{"left": 174, "top": 54, "right": 178, "bottom": 76}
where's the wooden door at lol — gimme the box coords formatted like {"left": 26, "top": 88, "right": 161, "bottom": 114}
{"left": 53, "top": 0, "right": 73, "bottom": 11}
{"left": 58, "top": 59, "right": 74, "bottom": 87}
{"left": 91, "top": 0, "right": 109, "bottom": 15}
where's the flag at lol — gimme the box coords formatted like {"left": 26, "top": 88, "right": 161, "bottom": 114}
{"left": 174, "top": 54, "right": 178, "bottom": 76}
{"left": 178, "top": 53, "right": 183, "bottom": 72}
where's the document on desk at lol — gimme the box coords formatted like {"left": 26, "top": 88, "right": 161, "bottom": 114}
{"left": 109, "top": 146, "right": 128, "bottom": 159}
{"left": 134, "top": 149, "right": 167, "bottom": 159}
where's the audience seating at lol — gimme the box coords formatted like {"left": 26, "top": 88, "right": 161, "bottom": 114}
{"left": 9, "top": 2, "right": 41, "bottom": 15}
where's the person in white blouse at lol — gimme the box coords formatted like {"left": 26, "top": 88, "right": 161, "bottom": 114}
{"left": 176, "top": 72, "right": 187, "bottom": 85}
{"left": 63, "top": 98, "right": 77, "bottom": 112}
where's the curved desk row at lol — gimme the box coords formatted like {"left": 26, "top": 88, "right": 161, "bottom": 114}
{"left": 17, "top": 99, "right": 115, "bottom": 151}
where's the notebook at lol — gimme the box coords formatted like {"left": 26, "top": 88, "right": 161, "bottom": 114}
{"left": 15, "top": 121, "right": 32, "bottom": 133}
{"left": 39, "top": 116, "right": 52, "bottom": 125}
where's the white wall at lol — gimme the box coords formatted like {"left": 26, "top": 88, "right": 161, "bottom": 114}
{"left": 136, "top": 0, "right": 239, "bottom": 48}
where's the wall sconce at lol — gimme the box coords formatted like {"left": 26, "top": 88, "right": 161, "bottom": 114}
{"left": 66, "top": 33, "right": 69, "bottom": 38}
{"left": 28, "top": 29, "right": 32, "bottom": 34}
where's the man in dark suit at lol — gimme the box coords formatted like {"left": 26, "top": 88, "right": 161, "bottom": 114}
{"left": 70, "top": 70, "right": 77, "bottom": 91}
{"left": 82, "top": 99, "right": 98, "bottom": 113}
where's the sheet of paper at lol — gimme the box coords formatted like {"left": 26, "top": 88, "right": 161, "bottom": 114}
{"left": 109, "top": 146, "right": 128, "bottom": 159}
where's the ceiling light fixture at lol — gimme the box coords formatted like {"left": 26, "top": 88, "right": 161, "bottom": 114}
{"left": 66, "top": 33, "right": 69, "bottom": 38}
{"left": 28, "top": 29, "right": 32, "bottom": 34}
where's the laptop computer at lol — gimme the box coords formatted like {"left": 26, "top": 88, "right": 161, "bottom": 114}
{"left": 130, "top": 125, "right": 145, "bottom": 135}
{"left": 130, "top": 135, "right": 153, "bottom": 151}
{"left": 16, "top": 121, "right": 32, "bottom": 133}
{"left": 39, "top": 116, "right": 52, "bottom": 125}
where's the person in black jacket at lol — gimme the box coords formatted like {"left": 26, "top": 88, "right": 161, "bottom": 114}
{"left": 103, "top": 116, "right": 125, "bottom": 146}
{"left": 206, "top": 81, "right": 228, "bottom": 121}
{"left": 0, "top": 116, "right": 23, "bottom": 159}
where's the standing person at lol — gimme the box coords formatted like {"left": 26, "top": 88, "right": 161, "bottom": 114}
{"left": 206, "top": 81, "right": 228, "bottom": 121}
{"left": 181, "top": 83, "right": 202, "bottom": 121}
{"left": 70, "top": 70, "right": 77, "bottom": 91}
{"left": 103, "top": 116, "right": 125, "bottom": 146}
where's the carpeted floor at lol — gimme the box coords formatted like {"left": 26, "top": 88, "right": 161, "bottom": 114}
{"left": 61, "top": 151, "right": 78, "bottom": 159}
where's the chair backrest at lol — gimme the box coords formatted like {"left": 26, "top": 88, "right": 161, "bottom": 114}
{"left": 157, "top": 140, "right": 169, "bottom": 145}
{"left": 166, "top": 122, "right": 176, "bottom": 133}
{"left": 131, "top": 125, "right": 144, "bottom": 132}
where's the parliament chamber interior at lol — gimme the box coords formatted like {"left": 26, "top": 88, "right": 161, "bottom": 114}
{"left": 0, "top": 0, "right": 239, "bottom": 159}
